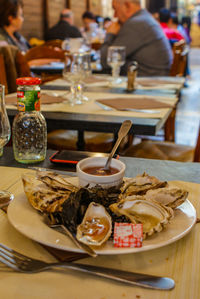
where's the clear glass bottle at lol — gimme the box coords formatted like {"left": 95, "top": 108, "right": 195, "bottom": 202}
{"left": 12, "top": 77, "right": 47, "bottom": 163}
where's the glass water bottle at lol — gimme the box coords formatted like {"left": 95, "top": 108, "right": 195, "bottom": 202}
{"left": 12, "top": 77, "right": 47, "bottom": 163}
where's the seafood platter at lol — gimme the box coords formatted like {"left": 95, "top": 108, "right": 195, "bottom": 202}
{"left": 18, "top": 167, "right": 193, "bottom": 253}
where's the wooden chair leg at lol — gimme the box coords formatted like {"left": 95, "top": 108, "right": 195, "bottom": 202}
{"left": 193, "top": 126, "right": 200, "bottom": 162}
{"left": 164, "top": 107, "right": 176, "bottom": 142}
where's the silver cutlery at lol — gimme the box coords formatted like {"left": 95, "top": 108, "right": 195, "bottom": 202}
{"left": 43, "top": 215, "right": 97, "bottom": 258}
{"left": 95, "top": 101, "right": 161, "bottom": 114}
{"left": 0, "top": 243, "right": 175, "bottom": 290}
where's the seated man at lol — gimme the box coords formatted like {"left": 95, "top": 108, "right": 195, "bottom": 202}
{"left": 45, "top": 9, "right": 82, "bottom": 41}
{"left": 159, "top": 8, "right": 185, "bottom": 45}
{"left": 100, "top": 0, "right": 173, "bottom": 77}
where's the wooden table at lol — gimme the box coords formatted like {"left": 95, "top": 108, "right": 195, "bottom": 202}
{"left": 0, "top": 149, "right": 199, "bottom": 299}
{"left": 6, "top": 83, "right": 179, "bottom": 150}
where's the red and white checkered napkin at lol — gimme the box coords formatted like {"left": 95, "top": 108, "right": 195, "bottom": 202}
{"left": 114, "top": 223, "right": 143, "bottom": 248}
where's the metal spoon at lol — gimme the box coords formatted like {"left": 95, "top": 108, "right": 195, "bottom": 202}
{"left": 99, "top": 120, "right": 132, "bottom": 174}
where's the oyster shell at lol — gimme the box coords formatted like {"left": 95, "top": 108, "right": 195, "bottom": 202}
{"left": 76, "top": 202, "right": 112, "bottom": 246}
{"left": 109, "top": 198, "right": 173, "bottom": 238}
{"left": 145, "top": 187, "right": 188, "bottom": 209}
{"left": 120, "top": 172, "right": 168, "bottom": 198}
{"left": 36, "top": 171, "right": 78, "bottom": 193}
{"left": 22, "top": 173, "right": 74, "bottom": 213}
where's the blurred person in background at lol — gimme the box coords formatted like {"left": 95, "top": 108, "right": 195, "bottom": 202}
{"left": 159, "top": 8, "right": 185, "bottom": 45}
{"left": 0, "top": 0, "right": 30, "bottom": 52}
{"left": 103, "top": 17, "right": 112, "bottom": 30}
{"left": 101, "top": 0, "right": 172, "bottom": 76}
{"left": 181, "top": 16, "right": 192, "bottom": 41}
{"left": 45, "top": 9, "right": 82, "bottom": 41}
{"left": 81, "top": 11, "right": 96, "bottom": 33}
{"left": 170, "top": 14, "right": 191, "bottom": 44}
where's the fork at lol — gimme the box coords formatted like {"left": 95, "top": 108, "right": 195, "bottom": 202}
{"left": 0, "top": 243, "right": 175, "bottom": 290}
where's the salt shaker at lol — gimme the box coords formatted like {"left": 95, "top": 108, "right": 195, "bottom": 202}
{"left": 127, "top": 61, "right": 138, "bottom": 92}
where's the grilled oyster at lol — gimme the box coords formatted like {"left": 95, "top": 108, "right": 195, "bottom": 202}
{"left": 145, "top": 187, "right": 188, "bottom": 209}
{"left": 120, "top": 172, "right": 168, "bottom": 198}
{"left": 76, "top": 202, "right": 112, "bottom": 246}
{"left": 22, "top": 173, "right": 75, "bottom": 213}
{"left": 36, "top": 171, "right": 78, "bottom": 193}
{"left": 110, "top": 198, "right": 173, "bottom": 238}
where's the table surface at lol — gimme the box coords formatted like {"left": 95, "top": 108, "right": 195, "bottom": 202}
{"left": 0, "top": 148, "right": 200, "bottom": 299}
{"left": 6, "top": 76, "right": 179, "bottom": 137}
{"left": 1, "top": 147, "right": 200, "bottom": 184}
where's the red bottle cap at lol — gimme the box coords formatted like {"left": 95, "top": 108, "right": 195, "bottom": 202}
{"left": 16, "top": 77, "right": 41, "bottom": 85}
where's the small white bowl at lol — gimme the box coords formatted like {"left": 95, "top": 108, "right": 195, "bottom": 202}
{"left": 76, "top": 157, "right": 125, "bottom": 188}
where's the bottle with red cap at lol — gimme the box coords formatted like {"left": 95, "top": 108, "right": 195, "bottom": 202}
{"left": 12, "top": 77, "right": 47, "bottom": 163}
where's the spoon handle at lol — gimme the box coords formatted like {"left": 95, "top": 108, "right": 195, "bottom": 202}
{"left": 104, "top": 120, "right": 132, "bottom": 170}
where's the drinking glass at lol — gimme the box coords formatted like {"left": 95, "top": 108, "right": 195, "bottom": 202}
{"left": 0, "top": 84, "right": 12, "bottom": 206}
{"left": 79, "top": 51, "right": 92, "bottom": 102}
{"left": 107, "top": 46, "right": 126, "bottom": 84}
{"left": 63, "top": 53, "right": 85, "bottom": 106}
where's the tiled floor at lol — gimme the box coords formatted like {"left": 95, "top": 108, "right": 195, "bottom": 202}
{"left": 175, "top": 47, "right": 200, "bottom": 146}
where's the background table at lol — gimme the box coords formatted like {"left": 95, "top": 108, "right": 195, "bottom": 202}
{"left": 6, "top": 88, "right": 178, "bottom": 150}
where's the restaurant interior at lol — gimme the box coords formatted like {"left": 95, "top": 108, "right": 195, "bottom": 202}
{"left": 0, "top": 0, "right": 200, "bottom": 298}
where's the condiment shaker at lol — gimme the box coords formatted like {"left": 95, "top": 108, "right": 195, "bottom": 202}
{"left": 127, "top": 61, "right": 138, "bottom": 92}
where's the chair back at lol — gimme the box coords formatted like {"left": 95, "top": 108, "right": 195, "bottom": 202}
{"left": 0, "top": 53, "right": 8, "bottom": 94}
{"left": 0, "top": 45, "right": 31, "bottom": 94}
{"left": 43, "top": 39, "right": 63, "bottom": 49}
{"left": 25, "top": 45, "right": 65, "bottom": 63}
{"left": 193, "top": 125, "right": 200, "bottom": 162}
{"left": 170, "top": 40, "right": 188, "bottom": 77}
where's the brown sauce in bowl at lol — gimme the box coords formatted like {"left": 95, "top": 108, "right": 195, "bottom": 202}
{"left": 83, "top": 166, "right": 119, "bottom": 176}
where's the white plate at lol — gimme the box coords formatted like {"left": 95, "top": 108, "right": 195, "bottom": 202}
{"left": 7, "top": 177, "right": 197, "bottom": 255}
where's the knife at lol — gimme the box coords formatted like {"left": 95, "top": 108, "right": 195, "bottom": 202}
{"left": 95, "top": 101, "right": 161, "bottom": 114}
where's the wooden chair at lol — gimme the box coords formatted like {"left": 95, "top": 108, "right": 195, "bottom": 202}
{"left": 122, "top": 125, "right": 200, "bottom": 163}
{"left": 47, "top": 130, "right": 115, "bottom": 153}
{"left": 24, "top": 45, "right": 66, "bottom": 83}
{"left": 24, "top": 45, "right": 65, "bottom": 65}
{"left": 0, "top": 45, "right": 30, "bottom": 94}
{"left": 170, "top": 40, "right": 188, "bottom": 77}
{"left": 163, "top": 40, "right": 189, "bottom": 141}
{"left": 43, "top": 40, "right": 63, "bottom": 49}
{"left": 0, "top": 53, "right": 8, "bottom": 94}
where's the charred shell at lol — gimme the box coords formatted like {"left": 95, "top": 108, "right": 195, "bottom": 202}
{"left": 120, "top": 172, "right": 168, "bottom": 198}
{"left": 145, "top": 187, "right": 188, "bottom": 209}
{"left": 22, "top": 174, "right": 72, "bottom": 213}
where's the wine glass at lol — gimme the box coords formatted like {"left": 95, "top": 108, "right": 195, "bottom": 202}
{"left": 0, "top": 84, "right": 13, "bottom": 207}
{"left": 107, "top": 46, "right": 126, "bottom": 85}
{"left": 63, "top": 52, "right": 85, "bottom": 106}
